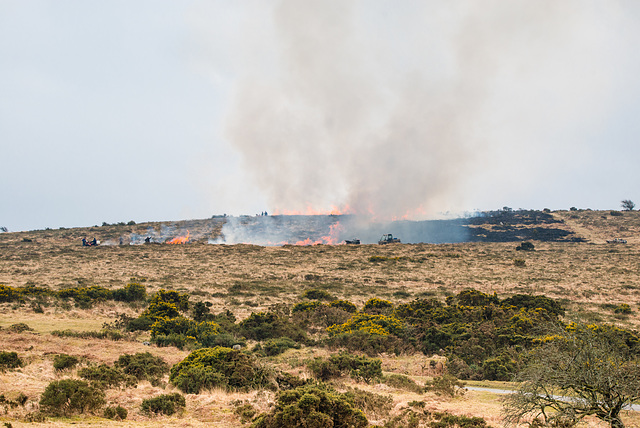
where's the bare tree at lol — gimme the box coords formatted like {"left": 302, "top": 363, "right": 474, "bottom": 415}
{"left": 502, "top": 323, "right": 640, "bottom": 428}
{"left": 621, "top": 200, "right": 635, "bottom": 211}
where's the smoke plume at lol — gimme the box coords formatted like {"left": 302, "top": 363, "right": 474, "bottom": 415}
{"left": 192, "top": 0, "right": 637, "bottom": 219}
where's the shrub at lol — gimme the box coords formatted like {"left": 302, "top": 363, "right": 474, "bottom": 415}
{"left": 325, "top": 329, "right": 413, "bottom": 356}
{"left": 292, "top": 301, "right": 323, "bottom": 313}
{"left": 126, "top": 316, "right": 153, "bottom": 331}
{"left": 515, "top": 241, "right": 535, "bottom": 251}
{"left": 425, "top": 373, "right": 465, "bottom": 397}
{"left": 481, "top": 354, "right": 516, "bottom": 381}
{"left": 149, "top": 289, "right": 189, "bottom": 311}
{"left": 301, "top": 289, "right": 334, "bottom": 301}
{"left": 141, "top": 393, "right": 185, "bottom": 416}
{"left": 610, "top": 210, "right": 623, "bottom": 216}
{"left": 0, "top": 284, "right": 21, "bottom": 302}
{"left": 362, "top": 298, "right": 393, "bottom": 314}
{"left": 112, "top": 282, "right": 146, "bottom": 302}
{"left": 0, "top": 351, "right": 23, "bottom": 370}
{"left": 114, "top": 352, "right": 168, "bottom": 385}
{"left": 50, "top": 329, "right": 124, "bottom": 341}
{"left": 103, "top": 405, "right": 127, "bottom": 420}
{"left": 53, "top": 354, "right": 79, "bottom": 371}
{"left": 327, "top": 313, "right": 405, "bottom": 337}
{"left": 239, "top": 311, "right": 307, "bottom": 342}
{"left": 257, "top": 337, "right": 301, "bottom": 356}
{"left": 614, "top": 303, "right": 632, "bottom": 314}
{"left": 382, "top": 374, "right": 422, "bottom": 393}
{"left": 141, "top": 301, "right": 180, "bottom": 322}
{"left": 78, "top": 364, "right": 136, "bottom": 389}
{"left": 39, "top": 379, "right": 105, "bottom": 416}
{"left": 328, "top": 299, "right": 357, "bottom": 313}
{"left": 447, "top": 289, "right": 499, "bottom": 307}
{"left": 7, "top": 323, "right": 31, "bottom": 333}
{"left": 308, "top": 352, "right": 382, "bottom": 383}
{"left": 251, "top": 383, "right": 368, "bottom": 428}
{"left": 513, "top": 258, "right": 526, "bottom": 267}
{"left": 170, "top": 347, "right": 273, "bottom": 393}
{"left": 57, "top": 285, "right": 112, "bottom": 308}
{"left": 342, "top": 387, "right": 393, "bottom": 420}
{"left": 234, "top": 403, "right": 257, "bottom": 423}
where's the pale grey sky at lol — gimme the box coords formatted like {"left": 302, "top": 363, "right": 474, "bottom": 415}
{"left": 2, "top": 0, "right": 639, "bottom": 231}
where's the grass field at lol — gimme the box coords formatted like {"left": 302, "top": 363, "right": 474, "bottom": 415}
{"left": 1, "top": 209, "right": 639, "bottom": 427}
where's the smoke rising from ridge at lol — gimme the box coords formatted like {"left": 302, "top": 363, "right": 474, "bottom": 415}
{"left": 193, "top": 0, "right": 639, "bottom": 219}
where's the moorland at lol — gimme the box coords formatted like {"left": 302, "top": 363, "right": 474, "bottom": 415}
{"left": 0, "top": 209, "right": 639, "bottom": 427}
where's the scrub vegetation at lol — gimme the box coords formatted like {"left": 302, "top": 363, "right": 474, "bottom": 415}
{"left": 0, "top": 209, "right": 640, "bottom": 427}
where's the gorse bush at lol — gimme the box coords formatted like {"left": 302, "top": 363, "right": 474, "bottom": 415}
{"left": 141, "top": 393, "right": 185, "bottom": 416}
{"left": 292, "top": 301, "right": 322, "bottom": 313}
{"left": 0, "top": 351, "right": 23, "bottom": 370}
{"left": 327, "top": 313, "right": 405, "bottom": 337}
{"left": 308, "top": 352, "right": 382, "bottom": 383}
{"left": 251, "top": 383, "right": 368, "bottom": 428}
{"left": 239, "top": 311, "right": 307, "bottom": 342}
{"left": 255, "top": 337, "right": 301, "bottom": 356}
{"left": 78, "top": 364, "right": 136, "bottom": 389}
{"left": 362, "top": 298, "right": 394, "bottom": 314}
{"left": 112, "top": 282, "right": 146, "bottom": 302}
{"left": 382, "top": 374, "right": 422, "bottom": 393}
{"left": 39, "top": 379, "right": 105, "bottom": 416}
{"left": 170, "top": 347, "right": 273, "bottom": 394}
{"left": 328, "top": 299, "right": 357, "bottom": 313}
{"left": 0, "top": 284, "right": 20, "bottom": 302}
{"left": 114, "top": 352, "right": 169, "bottom": 386}
{"left": 301, "top": 289, "right": 334, "bottom": 301}
{"left": 53, "top": 354, "right": 79, "bottom": 371}
{"left": 103, "top": 405, "right": 127, "bottom": 420}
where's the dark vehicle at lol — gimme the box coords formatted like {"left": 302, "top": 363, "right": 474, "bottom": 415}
{"left": 345, "top": 239, "right": 360, "bottom": 245}
{"left": 378, "top": 234, "right": 401, "bottom": 244}
{"left": 606, "top": 238, "right": 627, "bottom": 244}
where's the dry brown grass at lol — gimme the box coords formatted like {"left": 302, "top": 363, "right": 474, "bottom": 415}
{"left": 1, "top": 211, "right": 640, "bottom": 426}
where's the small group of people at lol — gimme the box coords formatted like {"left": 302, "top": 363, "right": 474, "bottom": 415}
{"left": 81, "top": 237, "right": 98, "bottom": 246}
{"left": 258, "top": 211, "right": 268, "bottom": 216}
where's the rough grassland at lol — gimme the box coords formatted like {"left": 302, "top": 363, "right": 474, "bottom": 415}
{"left": 0, "top": 210, "right": 639, "bottom": 427}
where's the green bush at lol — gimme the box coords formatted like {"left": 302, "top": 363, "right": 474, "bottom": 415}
{"left": 57, "top": 285, "right": 112, "bottom": 308}
{"left": 234, "top": 403, "right": 257, "bottom": 423}
{"left": 328, "top": 299, "right": 357, "bottom": 313}
{"left": 103, "top": 405, "right": 127, "bottom": 420}
{"left": 292, "top": 301, "right": 323, "bottom": 313}
{"left": 149, "top": 289, "right": 189, "bottom": 311}
{"left": 0, "top": 284, "right": 21, "bottom": 302}
{"left": 425, "top": 374, "right": 465, "bottom": 397}
{"left": 114, "top": 352, "right": 169, "bottom": 386}
{"left": 256, "top": 337, "right": 301, "bottom": 356}
{"left": 39, "top": 379, "right": 105, "bottom": 416}
{"left": 53, "top": 354, "right": 79, "bottom": 371}
{"left": 325, "top": 329, "right": 413, "bottom": 356}
{"left": 7, "top": 323, "right": 31, "bottom": 333}
{"left": 513, "top": 258, "right": 526, "bottom": 267}
{"left": 308, "top": 352, "right": 382, "bottom": 383}
{"left": 301, "top": 289, "right": 334, "bottom": 301}
{"left": 126, "top": 316, "right": 153, "bottom": 331}
{"left": 239, "top": 311, "right": 306, "bottom": 342}
{"left": 362, "top": 298, "right": 393, "bottom": 314}
{"left": 78, "top": 364, "right": 136, "bottom": 389}
{"left": 614, "top": 303, "right": 632, "bottom": 314}
{"left": 251, "top": 383, "right": 368, "bottom": 428}
{"left": 112, "top": 282, "right": 146, "bottom": 302}
{"left": 170, "top": 347, "right": 273, "bottom": 394}
{"left": 0, "top": 351, "right": 23, "bottom": 370}
{"left": 382, "top": 374, "right": 422, "bottom": 393}
{"left": 141, "top": 393, "right": 185, "bottom": 416}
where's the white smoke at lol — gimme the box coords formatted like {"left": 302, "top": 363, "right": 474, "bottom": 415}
{"left": 191, "top": 0, "right": 640, "bottom": 218}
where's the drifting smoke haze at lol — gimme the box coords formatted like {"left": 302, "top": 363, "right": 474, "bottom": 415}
{"left": 195, "top": 0, "right": 639, "bottom": 221}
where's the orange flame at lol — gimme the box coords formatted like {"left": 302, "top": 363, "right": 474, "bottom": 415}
{"left": 292, "top": 221, "right": 344, "bottom": 246}
{"left": 166, "top": 230, "right": 190, "bottom": 244}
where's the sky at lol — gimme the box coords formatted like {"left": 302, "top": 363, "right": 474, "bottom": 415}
{"left": 2, "top": 0, "right": 640, "bottom": 232}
